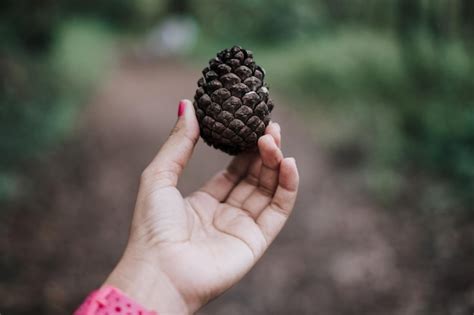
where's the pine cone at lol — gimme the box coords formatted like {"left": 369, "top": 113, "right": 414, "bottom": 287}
{"left": 193, "top": 46, "right": 274, "bottom": 155}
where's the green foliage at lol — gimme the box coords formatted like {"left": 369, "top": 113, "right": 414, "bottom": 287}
{"left": 264, "top": 30, "right": 406, "bottom": 102}
{"left": 1, "top": 58, "right": 59, "bottom": 158}
{"left": 402, "top": 103, "right": 474, "bottom": 205}
{"left": 0, "top": 0, "right": 139, "bottom": 201}
{"left": 2, "top": 0, "right": 472, "bottom": 210}
{"left": 0, "top": 0, "right": 165, "bottom": 53}
{"left": 189, "top": 0, "right": 325, "bottom": 44}
{"left": 50, "top": 20, "right": 116, "bottom": 88}
{"left": 0, "top": 19, "right": 115, "bottom": 201}
{"left": 242, "top": 9, "right": 472, "bottom": 208}
{"left": 0, "top": 60, "right": 67, "bottom": 200}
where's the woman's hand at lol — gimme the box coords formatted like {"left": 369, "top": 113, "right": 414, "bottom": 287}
{"left": 104, "top": 100, "right": 299, "bottom": 314}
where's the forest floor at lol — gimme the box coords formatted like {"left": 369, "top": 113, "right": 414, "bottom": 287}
{"left": 2, "top": 59, "right": 430, "bottom": 314}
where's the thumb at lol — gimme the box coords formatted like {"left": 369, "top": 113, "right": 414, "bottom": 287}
{"left": 143, "top": 99, "right": 200, "bottom": 188}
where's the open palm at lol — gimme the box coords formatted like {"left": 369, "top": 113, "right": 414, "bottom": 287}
{"left": 105, "top": 100, "right": 299, "bottom": 314}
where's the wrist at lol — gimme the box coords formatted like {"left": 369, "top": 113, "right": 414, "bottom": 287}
{"left": 104, "top": 246, "right": 190, "bottom": 315}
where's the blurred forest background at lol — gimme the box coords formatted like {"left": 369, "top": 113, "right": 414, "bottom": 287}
{"left": 1, "top": 0, "right": 473, "bottom": 314}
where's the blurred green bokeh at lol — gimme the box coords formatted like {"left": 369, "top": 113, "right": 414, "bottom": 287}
{"left": 0, "top": 0, "right": 167, "bottom": 201}
{"left": 5, "top": 0, "right": 472, "bottom": 210}
{"left": 1, "top": 2, "right": 473, "bottom": 209}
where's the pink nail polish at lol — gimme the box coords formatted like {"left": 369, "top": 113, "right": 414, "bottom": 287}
{"left": 178, "top": 101, "right": 186, "bottom": 117}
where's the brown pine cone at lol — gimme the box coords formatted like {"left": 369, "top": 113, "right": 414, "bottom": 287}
{"left": 193, "top": 46, "right": 274, "bottom": 155}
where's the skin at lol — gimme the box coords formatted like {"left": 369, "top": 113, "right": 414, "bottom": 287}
{"left": 104, "top": 99, "right": 300, "bottom": 314}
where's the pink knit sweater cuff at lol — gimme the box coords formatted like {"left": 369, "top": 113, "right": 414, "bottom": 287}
{"left": 74, "top": 285, "right": 158, "bottom": 315}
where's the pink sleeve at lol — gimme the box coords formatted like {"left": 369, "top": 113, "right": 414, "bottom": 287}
{"left": 74, "top": 285, "right": 158, "bottom": 315}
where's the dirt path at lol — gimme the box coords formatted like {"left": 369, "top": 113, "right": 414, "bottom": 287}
{"left": 2, "top": 60, "right": 425, "bottom": 314}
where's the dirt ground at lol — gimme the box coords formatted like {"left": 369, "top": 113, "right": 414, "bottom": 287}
{"left": 1, "top": 60, "right": 431, "bottom": 314}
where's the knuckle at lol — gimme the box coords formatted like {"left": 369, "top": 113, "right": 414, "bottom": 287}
{"left": 169, "top": 125, "right": 181, "bottom": 137}
{"left": 245, "top": 173, "right": 259, "bottom": 186}
{"left": 141, "top": 166, "right": 178, "bottom": 188}
{"left": 140, "top": 167, "right": 153, "bottom": 183}
{"left": 271, "top": 201, "right": 290, "bottom": 217}
{"left": 258, "top": 185, "right": 274, "bottom": 197}
{"left": 222, "top": 170, "right": 239, "bottom": 184}
{"left": 158, "top": 169, "right": 178, "bottom": 182}
{"left": 170, "top": 126, "right": 198, "bottom": 149}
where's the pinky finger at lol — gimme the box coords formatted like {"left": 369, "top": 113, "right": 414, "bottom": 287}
{"left": 256, "top": 157, "right": 299, "bottom": 244}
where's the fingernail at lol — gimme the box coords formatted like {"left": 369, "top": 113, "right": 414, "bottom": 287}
{"left": 178, "top": 100, "right": 186, "bottom": 117}
{"left": 274, "top": 122, "right": 281, "bottom": 131}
